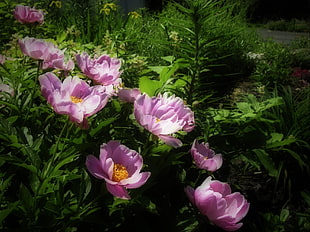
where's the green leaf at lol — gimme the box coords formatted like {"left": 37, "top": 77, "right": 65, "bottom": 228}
{"left": 148, "top": 66, "right": 165, "bottom": 74}
{"left": 301, "top": 191, "right": 310, "bottom": 206}
{"left": 89, "top": 117, "right": 118, "bottom": 136}
{"left": 139, "top": 76, "right": 162, "bottom": 96}
{"left": 13, "top": 163, "right": 38, "bottom": 174}
{"left": 0, "top": 202, "right": 19, "bottom": 223}
{"left": 280, "top": 208, "right": 289, "bottom": 222}
{"left": 161, "top": 56, "right": 175, "bottom": 63}
{"left": 19, "top": 183, "right": 34, "bottom": 212}
{"left": 282, "top": 148, "right": 306, "bottom": 168}
{"left": 56, "top": 31, "right": 67, "bottom": 43}
{"left": 22, "top": 127, "right": 33, "bottom": 146}
{"left": 253, "top": 149, "right": 278, "bottom": 177}
{"left": 0, "top": 101, "right": 19, "bottom": 112}
{"left": 236, "top": 102, "right": 253, "bottom": 114}
{"left": 266, "top": 133, "right": 296, "bottom": 149}
{"left": 51, "top": 153, "right": 78, "bottom": 177}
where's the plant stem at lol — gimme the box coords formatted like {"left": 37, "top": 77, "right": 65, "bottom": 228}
{"left": 24, "top": 60, "right": 42, "bottom": 121}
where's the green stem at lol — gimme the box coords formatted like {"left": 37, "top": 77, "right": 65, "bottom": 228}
{"left": 37, "top": 119, "right": 72, "bottom": 196}
{"left": 54, "top": 118, "right": 72, "bottom": 158}
{"left": 24, "top": 60, "right": 42, "bottom": 122}
{"left": 0, "top": 63, "right": 10, "bottom": 75}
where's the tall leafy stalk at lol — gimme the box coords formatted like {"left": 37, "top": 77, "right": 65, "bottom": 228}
{"left": 172, "top": 0, "right": 229, "bottom": 105}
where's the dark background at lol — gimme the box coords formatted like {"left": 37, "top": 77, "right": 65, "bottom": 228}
{"left": 249, "top": 0, "right": 310, "bottom": 21}
{"left": 145, "top": 0, "right": 310, "bottom": 22}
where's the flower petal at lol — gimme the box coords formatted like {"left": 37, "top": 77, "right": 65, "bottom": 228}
{"left": 124, "top": 172, "right": 151, "bottom": 188}
{"left": 85, "top": 155, "right": 107, "bottom": 179}
{"left": 106, "top": 183, "right": 130, "bottom": 200}
{"left": 158, "top": 135, "right": 182, "bottom": 148}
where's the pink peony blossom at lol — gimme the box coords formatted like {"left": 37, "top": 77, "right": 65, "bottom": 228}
{"left": 86, "top": 140, "right": 151, "bottom": 199}
{"left": 118, "top": 88, "right": 141, "bottom": 103}
{"left": 134, "top": 93, "right": 195, "bottom": 147}
{"left": 76, "top": 52, "right": 122, "bottom": 86}
{"left": 42, "top": 55, "right": 75, "bottom": 71}
{"left": 0, "top": 84, "right": 14, "bottom": 96}
{"left": 19, "top": 37, "right": 74, "bottom": 71}
{"left": 0, "top": 55, "right": 6, "bottom": 64}
{"left": 185, "top": 177, "right": 250, "bottom": 231}
{"left": 191, "top": 139, "right": 223, "bottom": 172}
{"left": 39, "top": 72, "right": 111, "bottom": 128}
{"left": 13, "top": 5, "right": 44, "bottom": 25}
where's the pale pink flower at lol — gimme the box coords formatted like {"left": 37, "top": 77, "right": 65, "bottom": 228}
{"left": 86, "top": 140, "right": 151, "bottom": 199}
{"left": 19, "top": 37, "right": 74, "bottom": 71}
{"left": 191, "top": 139, "right": 223, "bottom": 172}
{"left": 185, "top": 177, "right": 250, "bottom": 231}
{"left": 0, "top": 55, "right": 6, "bottom": 64}
{"left": 76, "top": 52, "right": 122, "bottom": 86}
{"left": 0, "top": 84, "right": 14, "bottom": 96}
{"left": 118, "top": 88, "right": 141, "bottom": 103}
{"left": 39, "top": 72, "right": 111, "bottom": 128}
{"left": 134, "top": 93, "right": 195, "bottom": 147}
{"left": 13, "top": 5, "right": 44, "bottom": 25}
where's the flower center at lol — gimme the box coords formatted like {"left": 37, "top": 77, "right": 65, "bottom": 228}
{"left": 71, "top": 96, "right": 83, "bottom": 103}
{"left": 155, "top": 118, "right": 161, "bottom": 123}
{"left": 112, "top": 164, "right": 129, "bottom": 182}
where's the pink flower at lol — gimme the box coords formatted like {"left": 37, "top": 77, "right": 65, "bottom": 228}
{"left": 19, "top": 37, "right": 52, "bottom": 60}
{"left": 86, "top": 140, "right": 151, "bottom": 199}
{"left": 13, "top": 5, "right": 44, "bottom": 25}
{"left": 19, "top": 37, "right": 74, "bottom": 71}
{"left": 0, "top": 84, "right": 14, "bottom": 96}
{"left": 42, "top": 55, "right": 75, "bottom": 71}
{"left": 185, "top": 177, "right": 250, "bottom": 231}
{"left": 76, "top": 52, "right": 122, "bottom": 86}
{"left": 191, "top": 139, "right": 223, "bottom": 172}
{"left": 0, "top": 55, "right": 6, "bottom": 64}
{"left": 134, "top": 93, "right": 195, "bottom": 147}
{"left": 118, "top": 88, "right": 141, "bottom": 103}
{"left": 39, "top": 72, "right": 111, "bottom": 128}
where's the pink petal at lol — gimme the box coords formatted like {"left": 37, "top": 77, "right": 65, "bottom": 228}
{"left": 158, "top": 135, "right": 182, "bottom": 147}
{"left": 184, "top": 186, "right": 195, "bottom": 205}
{"left": 123, "top": 172, "right": 151, "bottom": 188}
{"left": 85, "top": 155, "right": 107, "bottom": 179}
{"left": 106, "top": 183, "right": 130, "bottom": 199}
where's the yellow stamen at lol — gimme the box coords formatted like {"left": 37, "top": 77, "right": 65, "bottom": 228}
{"left": 71, "top": 96, "right": 83, "bottom": 103}
{"left": 112, "top": 164, "right": 129, "bottom": 182}
{"left": 156, "top": 118, "right": 161, "bottom": 123}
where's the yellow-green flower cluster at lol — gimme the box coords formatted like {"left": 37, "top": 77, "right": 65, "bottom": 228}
{"left": 100, "top": 3, "right": 117, "bottom": 15}
{"left": 128, "top": 11, "right": 142, "bottom": 19}
{"left": 49, "top": 1, "right": 62, "bottom": 8}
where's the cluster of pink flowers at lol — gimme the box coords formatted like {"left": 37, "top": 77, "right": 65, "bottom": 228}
{"left": 14, "top": 5, "right": 250, "bottom": 230}
{"left": 19, "top": 37, "right": 74, "bottom": 71}
{"left": 14, "top": 5, "right": 44, "bottom": 25}
{"left": 186, "top": 140, "right": 249, "bottom": 231}
{"left": 18, "top": 35, "right": 123, "bottom": 128}
{"left": 185, "top": 177, "right": 250, "bottom": 231}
